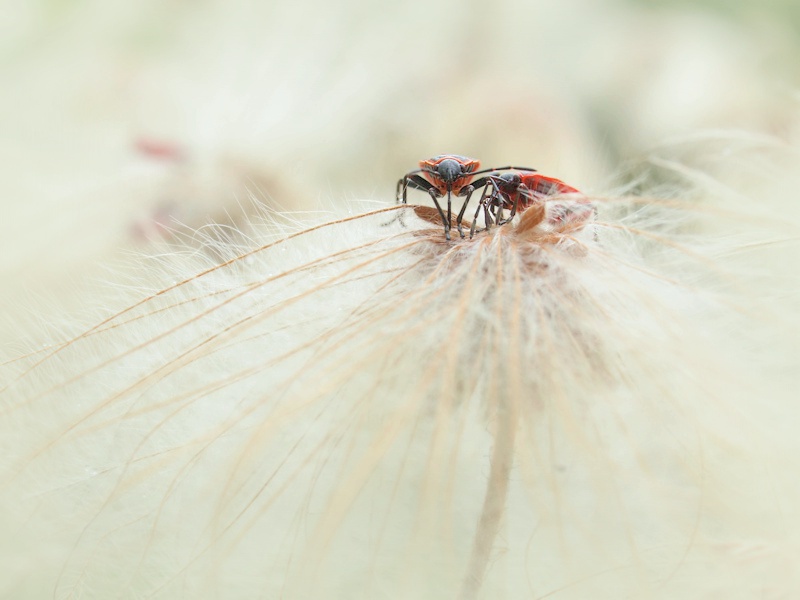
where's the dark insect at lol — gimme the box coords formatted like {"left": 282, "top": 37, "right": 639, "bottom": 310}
{"left": 396, "top": 155, "right": 537, "bottom": 240}
{"left": 470, "top": 172, "right": 586, "bottom": 238}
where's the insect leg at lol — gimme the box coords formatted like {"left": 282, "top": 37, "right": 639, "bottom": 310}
{"left": 484, "top": 201, "right": 493, "bottom": 233}
{"left": 509, "top": 185, "right": 526, "bottom": 222}
{"left": 447, "top": 190, "right": 452, "bottom": 238}
{"left": 401, "top": 174, "right": 435, "bottom": 200}
{"left": 392, "top": 173, "right": 433, "bottom": 229}
{"left": 396, "top": 178, "right": 411, "bottom": 206}
{"left": 496, "top": 186, "right": 522, "bottom": 225}
{"left": 455, "top": 185, "right": 476, "bottom": 239}
{"left": 495, "top": 200, "right": 504, "bottom": 225}
{"left": 428, "top": 188, "right": 450, "bottom": 240}
{"left": 470, "top": 183, "right": 494, "bottom": 239}
{"left": 396, "top": 169, "right": 426, "bottom": 203}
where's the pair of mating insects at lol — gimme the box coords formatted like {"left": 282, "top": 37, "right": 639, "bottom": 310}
{"left": 396, "top": 154, "right": 583, "bottom": 240}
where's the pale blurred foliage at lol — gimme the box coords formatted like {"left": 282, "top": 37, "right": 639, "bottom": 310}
{"left": 1, "top": 0, "right": 798, "bottom": 311}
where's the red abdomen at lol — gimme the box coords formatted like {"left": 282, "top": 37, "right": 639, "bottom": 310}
{"left": 517, "top": 174, "right": 580, "bottom": 208}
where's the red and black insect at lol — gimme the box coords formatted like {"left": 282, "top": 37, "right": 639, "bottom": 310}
{"left": 470, "top": 171, "right": 585, "bottom": 237}
{"left": 396, "top": 155, "right": 537, "bottom": 240}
